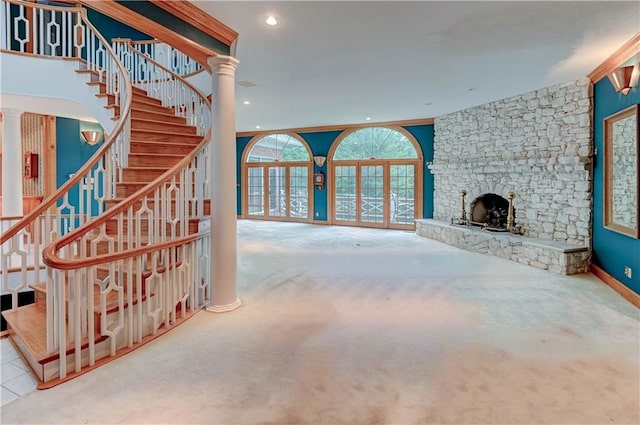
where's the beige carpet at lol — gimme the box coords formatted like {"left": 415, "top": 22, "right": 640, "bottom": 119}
{"left": 2, "top": 220, "right": 639, "bottom": 424}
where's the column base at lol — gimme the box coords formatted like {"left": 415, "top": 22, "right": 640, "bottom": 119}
{"left": 206, "top": 298, "right": 242, "bottom": 313}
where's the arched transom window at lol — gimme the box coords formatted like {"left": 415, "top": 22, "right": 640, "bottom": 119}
{"left": 246, "top": 133, "right": 310, "bottom": 162}
{"left": 333, "top": 127, "right": 418, "bottom": 160}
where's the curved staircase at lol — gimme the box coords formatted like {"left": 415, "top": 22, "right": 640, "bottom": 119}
{"left": 1, "top": 0, "right": 212, "bottom": 388}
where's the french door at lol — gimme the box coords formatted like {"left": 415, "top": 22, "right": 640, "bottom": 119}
{"left": 332, "top": 161, "right": 418, "bottom": 229}
{"left": 245, "top": 163, "right": 311, "bottom": 222}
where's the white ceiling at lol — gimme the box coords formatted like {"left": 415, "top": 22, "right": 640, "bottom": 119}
{"left": 191, "top": 1, "right": 640, "bottom": 133}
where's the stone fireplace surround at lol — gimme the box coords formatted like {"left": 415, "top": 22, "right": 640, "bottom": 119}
{"left": 418, "top": 79, "right": 593, "bottom": 274}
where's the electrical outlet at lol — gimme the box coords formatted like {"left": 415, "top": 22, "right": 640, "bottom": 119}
{"left": 315, "top": 212, "right": 319, "bottom": 217}
{"left": 624, "top": 266, "right": 632, "bottom": 279}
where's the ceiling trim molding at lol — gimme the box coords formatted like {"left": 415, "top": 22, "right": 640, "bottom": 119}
{"left": 148, "top": 0, "right": 238, "bottom": 47}
{"left": 78, "top": 0, "right": 217, "bottom": 69}
{"left": 588, "top": 32, "right": 640, "bottom": 83}
{"left": 236, "top": 117, "right": 435, "bottom": 138}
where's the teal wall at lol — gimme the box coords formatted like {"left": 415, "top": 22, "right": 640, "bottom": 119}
{"left": 55, "top": 117, "right": 104, "bottom": 216}
{"left": 592, "top": 79, "right": 639, "bottom": 295}
{"left": 235, "top": 124, "right": 435, "bottom": 221}
{"left": 116, "top": 1, "right": 231, "bottom": 55}
{"left": 236, "top": 136, "right": 253, "bottom": 215}
{"left": 86, "top": 9, "right": 152, "bottom": 42}
{"left": 298, "top": 130, "right": 344, "bottom": 221}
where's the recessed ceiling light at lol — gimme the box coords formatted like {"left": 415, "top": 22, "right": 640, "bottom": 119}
{"left": 365, "top": 117, "right": 372, "bottom": 121}
{"left": 243, "top": 100, "right": 250, "bottom": 105}
{"left": 256, "top": 125, "right": 261, "bottom": 129}
{"left": 265, "top": 16, "right": 278, "bottom": 26}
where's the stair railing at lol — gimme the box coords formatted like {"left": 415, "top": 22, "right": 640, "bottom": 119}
{"left": 0, "top": 0, "right": 132, "bottom": 357}
{"left": 40, "top": 42, "right": 212, "bottom": 380}
{"left": 114, "top": 39, "right": 210, "bottom": 136}
{"left": 129, "top": 39, "right": 205, "bottom": 78}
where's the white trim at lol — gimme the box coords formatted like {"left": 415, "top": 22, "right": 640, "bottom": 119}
{"left": 206, "top": 298, "right": 242, "bottom": 313}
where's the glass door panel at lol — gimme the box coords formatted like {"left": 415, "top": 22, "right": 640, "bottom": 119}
{"left": 334, "top": 165, "right": 357, "bottom": 222}
{"left": 360, "top": 165, "right": 384, "bottom": 224}
{"left": 289, "top": 166, "right": 309, "bottom": 219}
{"left": 390, "top": 164, "right": 416, "bottom": 225}
{"left": 268, "top": 166, "right": 287, "bottom": 217}
{"left": 247, "top": 166, "right": 264, "bottom": 216}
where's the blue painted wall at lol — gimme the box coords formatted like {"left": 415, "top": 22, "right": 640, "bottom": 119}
{"left": 86, "top": 8, "right": 152, "bottom": 43}
{"left": 55, "top": 117, "right": 104, "bottom": 216}
{"left": 592, "top": 79, "right": 639, "bottom": 295}
{"left": 116, "top": 1, "right": 231, "bottom": 55}
{"left": 404, "top": 124, "right": 435, "bottom": 218}
{"left": 236, "top": 136, "right": 253, "bottom": 215}
{"left": 298, "top": 130, "right": 344, "bottom": 221}
{"left": 236, "top": 124, "right": 435, "bottom": 221}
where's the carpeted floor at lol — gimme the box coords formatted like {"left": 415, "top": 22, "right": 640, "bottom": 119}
{"left": 2, "top": 220, "right": 639, "bottom": 424}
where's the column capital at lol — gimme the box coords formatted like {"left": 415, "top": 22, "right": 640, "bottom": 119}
{"left": 207, "top": 55, "right": 239, "bottom": 77}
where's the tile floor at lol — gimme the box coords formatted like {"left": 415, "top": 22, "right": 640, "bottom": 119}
{"left": 1, "top": 337, "right": 37, "bottom": 406}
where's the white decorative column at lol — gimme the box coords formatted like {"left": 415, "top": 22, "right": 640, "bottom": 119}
{"left": 1, "top": 108, "right": 24, "bottom": 218}
{"left": 206, "top": 55, "right": 241, "bottom": 313}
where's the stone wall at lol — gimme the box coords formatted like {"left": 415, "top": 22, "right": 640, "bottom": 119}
{"left": 429, "top": 78, "right": 593, "bottom": 246}
{"left": 612, "top": 116, "right": 637, "bottom": 227}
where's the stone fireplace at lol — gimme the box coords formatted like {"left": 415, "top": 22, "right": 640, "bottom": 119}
{"left": 417, "top": 79, "right": 593, "bottom": 274}
{"left": 469, "top": 193, "right": 513, "bottom": 231}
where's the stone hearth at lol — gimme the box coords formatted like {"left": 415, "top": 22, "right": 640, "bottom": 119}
{"left": 416, "top": 219, "right": 590, "bottom": 275}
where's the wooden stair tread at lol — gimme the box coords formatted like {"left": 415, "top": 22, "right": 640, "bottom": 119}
{"left": 131, "top": 119, "right": 197, "bottom": 134}
{"left": 132, "top": 128, "right": 202, "bottom": 138}
{"left": 29, "top": 274, "right": 152, "bottom": 315}
{"left": 129, "top": 141, "right": 200, "bottom": 156}
{"left": 87, "top": 81, "right": 148, "bottom": 96}
{"left": 124, "top": 166, "right": 173, "bottom": 171}
{"left": 2, "top": 305, "right": 49, "bottom": 361}
{"left": 129, "top": 153, "right": 184, "bottom": 158}
{"left": 3, "top": 304, "right": 110, "bottom": 365}
{"left": 130, "top": 109, "right": 186, "bottom": 124}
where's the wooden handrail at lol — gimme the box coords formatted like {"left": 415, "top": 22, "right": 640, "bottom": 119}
{"left": 0, "top": 3, "right": 133, "bottom": 245}
{"left": 43, "top": 234, "right": 200, "bottom": 270}
{"left": 148, "top": 0, "right": 238, "bottom": 47}
{"left": 125, "top": 38, "right": 208, "bottom": 77}
{"left": 126, "top": 41, "right": 210, "bottom": 105}
{"left": 44, "top": 129, "right": 211, "bottom": 257}
{"left": 76, "top": 0, "right": 218, "bottom": 69}
{"left": 42, "top": 41, "right": 211, "bottom": 269}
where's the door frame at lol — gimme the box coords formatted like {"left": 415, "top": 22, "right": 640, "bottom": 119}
{"left": 327, "top": 126, "right": 423, "bottom": 230}
{"left": 330, "top": 160, "right": 421, "bottom": 230}
{"left": 243, "top": 161, "right": 313, "bottom": 223}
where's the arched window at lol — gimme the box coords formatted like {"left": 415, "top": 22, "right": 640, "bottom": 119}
{"left": 330, "top": 127, "right": 422, "bottom": 229}
{"left": 243, "top": 133, "right": 312, "bottom": 222}
{"left": 333, "top": 127, "right": 418, "bottom": 160}
{"left": 246, "top": 133, "right": 310, "bottom": 162}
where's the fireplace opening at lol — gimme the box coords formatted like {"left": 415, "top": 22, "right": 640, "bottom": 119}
{"left": 470, "top": 193, "right": 513, "bottom": 231}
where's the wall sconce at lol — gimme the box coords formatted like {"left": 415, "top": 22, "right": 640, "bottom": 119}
{"left": 608, "top": 64, "right": 638, "bottom": 95}
{"left": 81, "top": 130, "right": 103, "bottom": 146}
{"left": 313, "top": 155, "right": 327, "bottom": 167}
